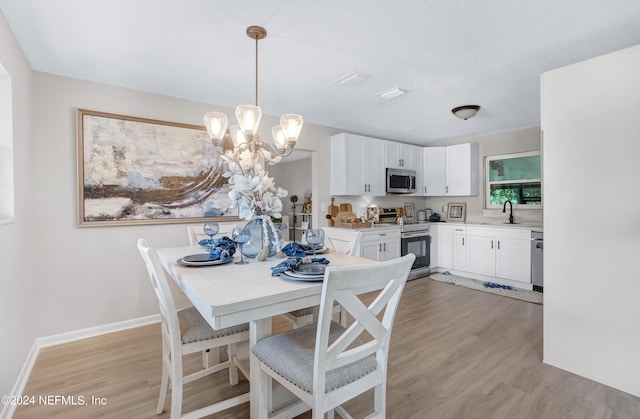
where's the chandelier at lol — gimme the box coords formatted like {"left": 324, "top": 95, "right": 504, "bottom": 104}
{"left": 203, "top": 25, "right": 303, "bottom": 159}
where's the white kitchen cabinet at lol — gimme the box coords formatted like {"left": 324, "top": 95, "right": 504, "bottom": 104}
{"left": 331, "top": 133, "right": 385, "bottom": 196}
{"left": 422, "top": 147, "right": 446, "bottom": 196}
{"left": 436, "top": 224, "right": 453, "bottom": 269}
{"left": 466, "top": 226, "right": 531, "bottom": 283}
{"left": 452, "top": 226, "right": 467, "bottom": 271}
{"left": 421, "top": 143, "right": 479, "bottom": 196}
{"left": 385, "top": 141, "right": 421, "bottom": 171}
{"left": 466, "top": 233, "right": 497, "bottom": 277}
{"left": 446, "top": 143, "right": 479, "bottom": 196}
{"left": 359, "top": 228, "right": 401, "bottom": 262}
{"left": 496, "top": 236, "right": 531, "bottom": 282}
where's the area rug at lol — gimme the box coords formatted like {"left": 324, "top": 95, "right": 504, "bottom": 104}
{"left": 429, "top": 271, "right": 543, "bottom": 305}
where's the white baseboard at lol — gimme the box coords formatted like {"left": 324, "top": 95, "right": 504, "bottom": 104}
{"left": 1, "top": 314, "right": 160, "bottom": 419}
{"left": 37, "top": 314, "right": 159, "bottom": 348}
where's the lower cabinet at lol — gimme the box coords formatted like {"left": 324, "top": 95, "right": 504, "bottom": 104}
{"left": 436, "top": 224, "right": 452, "bottom": 269}
{"left": 495, "top": 236, "right": 531, "bottom": 282}
{"left": 359, "top": 228, "right": 401, "bottom": 262}
{"left": 452, "top": 226, "right": 468, "bottom": 271}
{"left": 466, "top": 226, "right": 531, "bottom": 284}
{"left": 434, "top": 224, "right": 532, "bottom": 285}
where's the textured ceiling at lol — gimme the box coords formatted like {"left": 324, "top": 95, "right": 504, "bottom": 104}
{"left": 1, "top": 0, "right": 640, "bottom": 145}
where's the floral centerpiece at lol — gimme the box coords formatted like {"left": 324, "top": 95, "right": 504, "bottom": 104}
{"left": 220, "top": 147, "right": 288, "bottom": 261}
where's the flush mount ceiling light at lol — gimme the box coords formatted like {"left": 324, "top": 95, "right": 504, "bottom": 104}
{"left": 377, "top": 87, "right": 407, "bottom": 100}
{"left": 452, "top": 105, "right": 481, "bottom": 120}
{"left": 203, "top": 25, "right": 303, "bottom": 157}
{"left": 336, "top": 71, "right": 370, "bottom": 86}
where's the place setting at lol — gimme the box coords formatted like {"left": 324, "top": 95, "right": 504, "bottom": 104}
{"left": 271, "top": 228, "right": 330, "bottom": 281}
{"left": 178, "top": 223, "right": 250, "bottom": 267}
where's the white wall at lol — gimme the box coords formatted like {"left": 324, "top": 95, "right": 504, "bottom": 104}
{"left": 0, "top": 11, "right": 35, "bottom": 397}
{"left": 542, "top": 44, "right": 640, "bottom": 396}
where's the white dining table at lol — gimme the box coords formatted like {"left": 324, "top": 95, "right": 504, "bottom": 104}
{"left": 156, "top": 245, "right": 374, "bottom": 418}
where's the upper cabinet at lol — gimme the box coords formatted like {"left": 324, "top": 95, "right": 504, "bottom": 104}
{"left": 422, "top": 147, "right": 447, "bottom": 196}
{"left": 331, "top": 132, "right": 477, "bottom": 197}
{"left": 330, "top": 133, "right": 385, "bottom": 196}
{"left": 421, "top": 143, "right": 479, "bottom": 196}
{"left": 385, "top": 141, "right": 421, "bottom": 171}
{"left": 446, "top": 143, "right": 479, "bottom": 196}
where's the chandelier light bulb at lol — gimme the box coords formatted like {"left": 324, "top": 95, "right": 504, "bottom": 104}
{"left": 272, "top": 125, "right": 287, "bottom": 153}
{"left": 230, "top": 125, "right": 247, "bottom": 148}
{"left": 280, "top": 114, "right": 304, "bottom": 146}
{"left": 236, "top": 105, "right": 262, "bottom": 136}
{"left": 203, "top": 112, "right": 228, "bottom": 141}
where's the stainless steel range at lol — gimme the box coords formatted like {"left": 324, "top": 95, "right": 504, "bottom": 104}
{"left": 378, "top": 208, "right": 432, "bottom": 280}
{"left": 401, "top": 222, "right": 432, "bottom": 279}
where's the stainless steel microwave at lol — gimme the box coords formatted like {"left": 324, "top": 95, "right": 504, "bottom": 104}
{"left": 386, "top": 168, "right": 416, "bottom": 194}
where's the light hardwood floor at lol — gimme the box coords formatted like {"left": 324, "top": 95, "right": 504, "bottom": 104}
{"left": 13, "top": 278, "right": 640, "bottom": 418}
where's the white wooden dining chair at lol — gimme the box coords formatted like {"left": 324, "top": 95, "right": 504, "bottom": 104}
{"left": 279, "top": 228, "right": 361, "bottom": 329}
{"left": 253, "top": 253, "right": 415, "bottom": 419}
{"left": 323, "top": 227, "right": 361, "bottom": 256}
{"left": 186, "top": 222, "right": 244, "bottom": 367}
{"left": 186, "top": 222, "right": 239, "bottom": 246}
{"left": 137, "top": 239, "right": 250, "bottom": 419}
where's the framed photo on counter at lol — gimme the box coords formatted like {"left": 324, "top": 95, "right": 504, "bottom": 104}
{"left": 447, "top": 202, "right": 467, "bottom": 222}
{"left": 403, "top": 203, "right": 415, "bottom": 221}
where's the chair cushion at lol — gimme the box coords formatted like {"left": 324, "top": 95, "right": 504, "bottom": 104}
{"left": 178, "top": 307, "right": 248, "bottom": 344}
{"left": 288, "top": 307, "right": 314, "bottom": 317}
{"left": 252, "top": 321, "right": 377, "bottom": 394}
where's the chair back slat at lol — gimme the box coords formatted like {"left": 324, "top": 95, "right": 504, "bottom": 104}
{"left": 186, "top": 222, "right": 240, "bottom": 246}
{"left": 323, "top": 227, "right": 361, "bottom": 256}
{"left": 137, "top": 239, "right": 183, "bottom": 356}
{"left": 313, "top": 254, "right": 414, "bottom": 392}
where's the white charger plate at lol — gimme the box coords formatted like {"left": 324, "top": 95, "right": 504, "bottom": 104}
{"left": 280, "top": 271, "right": 324, "bottom": 281}
{"left": 305, "top": 247, "right": 330, "bottom": 255}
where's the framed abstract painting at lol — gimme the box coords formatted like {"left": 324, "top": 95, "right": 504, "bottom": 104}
{"left": 76, "top": 109, "right": 238, "bottom": 227}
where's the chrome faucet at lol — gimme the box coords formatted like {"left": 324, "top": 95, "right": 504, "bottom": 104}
{"left": 503, "top": 199, "right": 514, "bottom": 224}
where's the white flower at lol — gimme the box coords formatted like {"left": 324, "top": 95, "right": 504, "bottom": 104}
{"left": 221, "top": 144, "right": 288, "bottom": 220}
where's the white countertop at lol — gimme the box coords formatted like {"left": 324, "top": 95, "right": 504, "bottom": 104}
{"left": 331, "top": 221, "right": 543, "bottom": 231}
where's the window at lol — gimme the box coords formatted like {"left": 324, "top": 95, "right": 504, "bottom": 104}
{"left": 485, "top": 151, "right": 541, "bottom": 209}
{"left": 0, "top": 61, "right": 14, "bottom": 225}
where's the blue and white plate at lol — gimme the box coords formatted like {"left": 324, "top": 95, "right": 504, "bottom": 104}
{"left": 178, "top": 254, "right": 233, "bottom": 267}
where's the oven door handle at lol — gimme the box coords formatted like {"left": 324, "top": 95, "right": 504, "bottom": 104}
{"left": 402, "top": 232, "right": 430, "bottom": 239}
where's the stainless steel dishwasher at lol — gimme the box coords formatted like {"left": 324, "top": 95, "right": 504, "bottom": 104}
{"left": 531, "top": 231, "right": 543, "bottom": 292}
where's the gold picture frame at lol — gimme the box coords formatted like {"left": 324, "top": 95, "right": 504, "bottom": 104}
{"left": 76, "top": 109, "right": 239, "bottom": 227}
{"left": 447, "top": 202, "right": 467, "bottom": 222}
